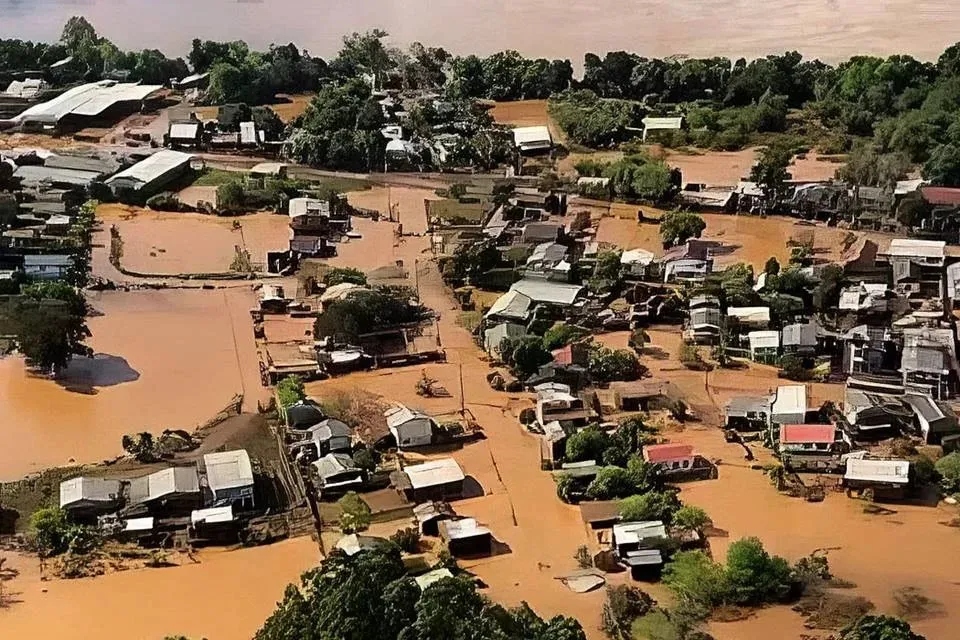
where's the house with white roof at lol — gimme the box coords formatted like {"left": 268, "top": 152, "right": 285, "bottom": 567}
{"left": 106, "top": 150, "right": 194, "bottom": 197}
{"left": 59, "top": 477, "right": 122, "bottom": 518}
{"left": 203, "top": 449, "right": 255, "bottom": 509}
{"left": 394, "top": 458, "right": 466, "bottom": 502}
{"left": 385, "top": 404, "right": 437, "bottom": 449}
{"left": 512, "top": 126, "right": 552, "bottom": 154}
{"left": 770, "top": 385, "right": 807, "bottom": 427}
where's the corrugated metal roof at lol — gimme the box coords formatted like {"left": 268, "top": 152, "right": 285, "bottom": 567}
{"left": 920, "top": 186, "right": 960, "bottom": 206}
{"left": 509, "top": 279, "right": 583, "bottom": 306}
{"left": 613, "top": 520, "right": 667, "bottom": 545}
{"left": 13, "top": 81, "right": 162, "bottom": 124}
{"left": 485, "top": 290, "right": 533, "bottom": 320}
{"left": 441, "top": 517, "right": 491, "bottom": 541}
{"left": 24, "top": 254, "right": 72, "bottom": 267}
{"left": 844, "top": 458, "right": 910, "bottom": 484}
{"left": 772, "top": 385, "right": 807, "bottom": 416}
{"left": 384, "top": 404, "right": 433, "bottom": 429}
{"left": 203, "top": 449, "right": 254, "bottom": 493}
{"left": 59, "top": 477, "right": 121, "bottom": 507}
{"left": 169, "top": 122, "right": 200, "bottom": 139}
{"left": 513, "top": 126, "right": 551, "bottom": 147}
{"left": 13, "top": 164, "right": 101, "bottom": 187}
{"left": 887, "top": 238, "right": 945, "bottom": 259}
{"left": 106, "top": 150, "right": 193, "bottom": 187}
{"left": 748, "top": 330, "right": 780, "bottom": 350}
{"left": 312, "top": 453, "right": 359, "bottom": 479}
{"left": 404, "top": 458, "right": 464, "bottom": 489}
{"left": 728, "top": 307, "right": 771, "bottom": 324}
{"left": 191, "top": 506, "right": 234, "bottom": 525}
{"left": 782, "top": 323, "right": 817, "bottom": 346}
{"left": 780, "top": 424, "right": 836, "bottom": 444}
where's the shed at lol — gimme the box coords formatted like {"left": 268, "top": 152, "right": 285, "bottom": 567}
{"left": 203, "top": 449, "right": 255, "bottom": 509}
{"left": 782, "top": 323, "right": 818, "bottom": 354}
{"left": 579, "top": 501, "right": 622, "bottom": 529}
{"left": 485, "top": 290, "right": 533, "bottom": 322}
{"left": 844, "top": 457, "right": 910, "bottom": 497}
{"left": 902, "top": 393, "right": 959, "bottom": 444}
{"left": 484, "top": 322, "right": 527, "bottom": 358}
{"left": 413, "top": 501, "right": 457, "bottom": 536}
{"left": 642, "top": 116, "right": 684, "bottom": 141}
{"left": 305, "top": 418, "right": 353, "bottom": 455}
{"left": 128, "top": 466, "right": 201, "bottom": 510}
{"left": 612, "top": 520, "right": 667, "bottom": 556}
{"left": 59, "top": 477, "right": 122, "bottom": 517}
{"left": 385, "top": 404, "right": 437, "bottom": 449}
{"left": 414, "top": 568, "right": 454, "bottom": 590}
{"left": 512, "top": 126, "right": 552, "bottom": 154}
{"left": 748, "top": 330, "right": 780, "bottom": 364}
{"left": 313, "top": 453, "right": 365, "bottom": 491}
{"left": 285, "top": 400, "right": 326, "bottom": 430}
{"left": 642, "top": 443, "right": 695, "bottom": 470}
{"left": 395, "top": 458, "right": 465, "bottom": 502}
{"left": 439, "top": 518, "right": 493, "bottom": 556}
{"left": 239, "top": 121, "right": 257, "bottom": 145}
{"left": 168, "top": 120, "right": 201, "bottom": 145}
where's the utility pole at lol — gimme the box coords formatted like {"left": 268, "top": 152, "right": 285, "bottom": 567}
{"left": 459, "top": 363, "right": 465, "bottom": 417}
{"left": 414, "top": 258, "right": 420, "bottom": 300}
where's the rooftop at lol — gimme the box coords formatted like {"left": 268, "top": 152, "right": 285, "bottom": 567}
{"left": 203, "top": 449, "right": 254, "bottom": 493}
{"left": 643, "top": 443, "right": 695, "bottom": 463}
{"left": 440, "top": 517, "right": 492, "bottom": 541}
{"left": 404, "top": 458, "right": 465, "bottom": 490}
{"left": 13, "top": 80, "right": 163, "bottom": 124}
{"left": 106, "top": 150, "right": 194, "bottom": 188}
{"left": 780, "top": 424, "right": 836, "bottom": 444}
{"left": 772, "top": 385, "right": 807, "bottom": 416}
{"left": 509, "top": 279, "right": 584, "bottom": 306}
{"left": 886, "top": 238, "right": 945, "bottom": 260}
{"left": 612, "top": 520, "right": 667, "bottom": 545}
{"left": 384, "top": 404, "right": 433, "bottom": 429}
{"left": 59, "top": 477, "right": 121, "bottom": 507}
{"left": 844, "top": 457, "right": 910, "bottom": 484}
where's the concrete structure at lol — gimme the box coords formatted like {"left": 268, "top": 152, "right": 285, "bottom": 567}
{"left": 203, "top": 449, "right": 255, "bottom": 509}
{"left": 385, "top": 404, "right": 437, "bottom": 449}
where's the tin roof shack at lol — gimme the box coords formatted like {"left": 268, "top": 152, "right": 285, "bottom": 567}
{"left": 914, "top": 186, "right": 960, "bottom": 237}
{"left": 621, "top": 248, "right": 656, "bottom": 280}
{"left": 23, "top": 254, "right": 72, "bottom": 280}
{"left": 612, "top": 521, "right": 667, "bottom": 579}
{"left": 126, "top": 466, "right": 201, "bottom": 517}
{"left": 609, "top": 381, "right": 677, "bottom": 412}
{"left": 643, "top": 443, "right": 714, "bottom": 481}
{"left": 284, "top": 399, "right": 326, "bottom": 430}
{"left": 748, "top": 330, "right": 780, "bottom": 365}
{"left": 440, "top": 518, "right": 493, "bottom": 557}
{"left": 60, "top": 477, "right": 122, "bottom": 521}
{"left": 902, "top": 393, "right": 960, "bottom": 444}
{"left": 901, "top": 328, "right": 958, "bottom": 400}
{"left": 526, "top": 241, "right": 572, "bottom": 282}
{"left": 512, "top": 126, "right": 553, "bottom": 155}
{"left": 879, "top": 239, "right": 945, "bottom": 301}
{"left": 500, "top": 279, "right": 586, "bottom": 322}
{"left": 385, "top": 404, "right": 438, "bottom": 450}
{"left": 289, "top": 418, "right": 353, "bottom": 462}
{"left": 203, "top": 449, "right": 255, "bottom": 510}
{"left": 778, "top": 424, "right": 845, "bottom": 472}
{"left": 677, "top": 184, "right": 735, "bottom": 212}
{"left": 660, "top": 240, "right": 716, "bottom": 283}
{"left": 842, "top": 325, "right": 899, "bottom": 377}
{"left": 167, "top": 119, "right": 202, "bottom": 149}
{"left": 686, "top": 296, "right": 722, "bottom": 345}
{"left": 393, "top": 458, "right": 465, "bottom": 503}
{"left": 725, "top": 396, "right": 771, "bottom": 431}
{"left": 838, "top": 283, "right": 894, "bottom": 316}
{"left": 190, "top": 506, "right": 238, "bottom": 543}
{"left": 540, "top": 420, "right": 578, "bottom": 467}
{"left": 771, "top": 385, "right": 808, "bottom": 427}
{"left": 484, "top": 322, "right": 526, "bottom": 359}
{"left": 106, "top": 150, "right": 194, "bottom": 200}
{"left": 413, "top": 501, "right": 456, "bottom": 536}
{"left": 843, "top": 457, "right": 911, "bottom": 501}
{"left": 313, "top": 453, "right": 365, "bottom": 494}
{"left": 536, "top": 386, "right": 592, "bottom": 429}
{"left": 844, "top": 388, "right": 914, "bottom": 441}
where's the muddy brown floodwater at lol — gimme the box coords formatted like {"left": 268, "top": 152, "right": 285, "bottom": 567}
{"left": 0, "top": 287, "right": 265, "bottom": 481}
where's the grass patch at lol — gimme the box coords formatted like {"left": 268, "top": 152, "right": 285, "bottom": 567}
{"left": 631, "top": 610, "right": 681, "bottom": 640}
{"left": 458, "top": 311, "right": 482, "bottom": 333}
{"left": 192, "top": 168, "right": 246, "bottom": 187}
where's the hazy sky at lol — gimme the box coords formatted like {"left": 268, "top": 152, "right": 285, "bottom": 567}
{"left": 2, "top": 0, "right": 960, "bottom": 66}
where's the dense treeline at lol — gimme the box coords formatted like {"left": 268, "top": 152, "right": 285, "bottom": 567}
{"left": 8, "top": 18, "right": 960, "bottom": 182}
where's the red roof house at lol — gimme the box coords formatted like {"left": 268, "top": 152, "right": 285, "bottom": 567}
{"left": 643, "top": 443, "right": 695, "bottom": 465}
{"left": 920, "top": 186, "right": 960, "bottom": 207}
{"left": 779, "top": 424, "right": 836, "bottom": 445}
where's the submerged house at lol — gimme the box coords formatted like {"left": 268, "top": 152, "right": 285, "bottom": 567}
{"left": 535, "top": 386, "right": 592, "bottom": 428}
{"left": 105, "top": 150, "right": 195, "bottom": 198}
{"left": 686, "top": 296, "right": 722, "bottom": 344}
{"left": 844, "top": 387, "right": 914, "bottom": 441}
{"left": 777, "top": 424, "right": 844, "bottom": 472}
{"left": 313, "top": 453, "right": 365, "bottom": 492}
{"left": 439, "top": 518, "right": 493, "bottom": 556}
{"left": 724, "top": 396, "right": 770, "bottom": 431}
{"left": 394, "top": 458, "right": 465, "bottom": 502}
{"left": 127, "top": 466, "right": 201, "bottom": 515}
{"left": 612, "top": 520, "right": 668, "bottom": 577}
{"left": 203, "top": 449, "right": 255, "bottom": 510}
{"left": 512, "top": 126, "right": 553, "bottom": 155}
{"left": 60, "top": 477, "right": 122, "bottom": 519}
{"left": 843, "top": 456, "right": 911, "bottom": 500}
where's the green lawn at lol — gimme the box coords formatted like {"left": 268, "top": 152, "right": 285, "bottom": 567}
{"left": 192, "top": 168, "right": 246, "bottom": 186}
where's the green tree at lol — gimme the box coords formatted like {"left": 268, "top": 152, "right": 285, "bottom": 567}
{"left": 720, "top": 263, "right": 756, "bottom": 306}
{"left": 322, "top": 267, "right": 368, "bottom": 287}
{"left": 813, "top": 264, "right": 846, "bottom": 313}
{"left": 659, "top": 210, "right": 706, "bottom": 247}
{"left": 566, "top": 427, "right": 613, "bottom": 463}
{"left": 749, "top": 145, "right": 793, "bottom": 208}
{"left": 337, "top": 491, "right": 372, "bottom": 533}
{"left": 672, "top": 505, "right": 711, "bottom": 532}
{"left": 662, "top": 550, "right": 728, "bottom": 614}
{"left": 618, "top": 490, "right": 681, "bottom": 523}
{"left": 501, "top": 336, "right": 553, "bottom": 379}
{"left": 588, "top": 345, "right": 645, "bottom": 383}
{"left": 314, "top": 288, "right": 429, "bottom": 342}
{"left": 602, "top": 416, "right": 655, "bottom": 467}
{"left": 723, "top": 537, "right": 794, "bottom": 605}
{"left": 14, "top": 294, "right": 92, "bottom": 373}
{"left": 541, "top": 322, "right": 587, "bottom": 351}
{"left": 764, "top": 257, "right": 781, "bottom": 276}
{"left": 276, "top": 375, "right": 306, "bottom": 407}
{"left": 840, "top": 615, "right": 925, "bottom": 640}
{"left": 923, "top": 143, "right": 960, "bottom": 186}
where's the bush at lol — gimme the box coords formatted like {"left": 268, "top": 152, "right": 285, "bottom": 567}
{"left": 586, "top": 456, "right": 659, "bottom": 500}
{"left": 30, "top": 507, "right": 98, "bottom": 558}
{"left": 678, "top": 343, "right": 709, "bottom": 371}
{"left": 935, "top": 452, "right": 960, "bottom": 494}
{"left": 276, "top": 375, "right": 306, "bottom": 408}
{"left": 662, "top": 550, "right": 727, "bottom": 613}
{"left": 390, "top": 527, "right": 421, "bottom": 553}
{"left": 602, "top": 585, "right": 655, "bottom": 637}
{"left": 146, "top": 192, "right": 188, "bottom": 212}
{"left": 542, "top": 322, "right": 588, "bottom": 351}
{"left": 779, "top": 354, "right": 811, "bottom": 381}
{"left": 352, "top": 447, "right": 380, "bottom": 472}
{"left": 337, "top": 492, "right": 371, "bottom": 533}
{"left": 323, "top": 267, "right": 367, "bottom": 287}
{"left": 840, "top": 615, "right": 925, "bottom": 640}
{"left": 724, "top": 537, "right": 794, "bottom": 605}
{"left": 672, "top": 505, "right": 711, "bottom": 532}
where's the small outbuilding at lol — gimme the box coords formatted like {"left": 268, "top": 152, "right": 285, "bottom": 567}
{"left": 843, "top": 457, "right": 910, "bottom": 500}
{"left": 127, "top": 466, "right": 201, "bottom": 514}
{"left": 203, "top": 449, "right": 255, "bottom": 509}
{"left": 394, "top": 458, "right": 465, "bottom": 502}
{"left": 413, "top": 501, "right": 457, "bottom": 536}
{"left": 439, "top": 518, "right": 493, "bottom": 556}
{"left": 313, "top": 453, "right": 365, "bottom": 492}
{"left": 512, "top": 126, "right": 553, "bottom": 154}
{"left": 385, "top": 404, "right": 437, "bottom": 450}
{"left": 59, "top": 477, "right": 122, "bottom": 519}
